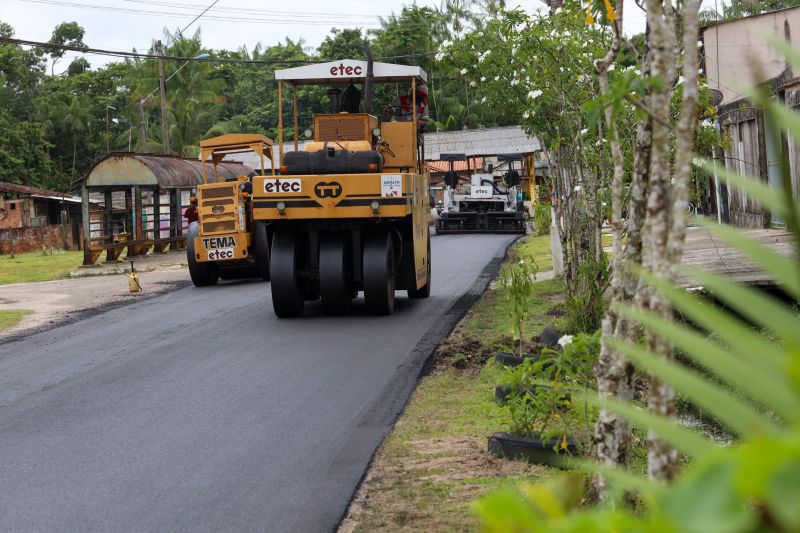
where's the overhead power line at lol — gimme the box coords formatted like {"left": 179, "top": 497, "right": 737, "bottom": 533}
{"left": 0, "top": 36, "right": 437, "bottom": 65}
{"left": 170, "top": 0, "right": 220, "bottom": 46}
{"left": 120, "top": 0, "right": 384, "bottom": 20}
{"left": 18, "top": 0, "right": 384, "bottom": 25}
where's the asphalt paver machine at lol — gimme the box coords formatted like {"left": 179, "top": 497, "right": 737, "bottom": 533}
{"left": 436, "top": 153, "right": 526, "bottom": 234}
{"left": 251, "top": 60, "right": 432, "bottom": 317}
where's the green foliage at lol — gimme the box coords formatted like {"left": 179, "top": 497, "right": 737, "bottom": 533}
{"left": 503, "top": 254, "right": 539, "bottom": 356}
{"left": 532, "top": 202, "right": 551, "bottom": 236}
{"left": 563, "top": 254, "right": 608, "bottom": 334}
{"left": 499, "top": 331, "right": 600, "bottom": 445}
{"left": 474, "top": 60, "right": 800, "bottom": 532}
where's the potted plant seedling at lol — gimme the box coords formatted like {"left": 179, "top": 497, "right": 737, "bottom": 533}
{"left": 488, "top": 331, "right": 600, "bottom": 465}
{"left": 493, "top": 254, "right": 539, "bottom": 367}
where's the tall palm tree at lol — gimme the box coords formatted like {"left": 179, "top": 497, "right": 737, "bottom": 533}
{"left": 57, "top": 94, "right": 91, "bottom": 178}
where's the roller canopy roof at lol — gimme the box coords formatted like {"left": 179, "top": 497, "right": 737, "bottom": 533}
{"left": 275, "top": 60, "right": 427, "bottom": 85}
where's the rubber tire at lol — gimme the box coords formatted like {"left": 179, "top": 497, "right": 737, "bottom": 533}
{"left": 363, "top": 231, "right": 396, "bottom": 315}
{"left": 319, "top": 233, "right": 352, "bottom": 315}
{"left": 253, "top": 221, "right": 270, "bottom": 281}
{"left": 187, "top": 222, "right": 219, "bottom": 287}
{"left": 270, "top": 231, "right": 305, "bottom": 317}
{"left": 407, "top": 234, "right": 431, "bottom": 299}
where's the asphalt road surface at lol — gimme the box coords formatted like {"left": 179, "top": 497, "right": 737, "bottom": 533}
{"left": 0, "top": 233, "right": 516, "bottom": 533}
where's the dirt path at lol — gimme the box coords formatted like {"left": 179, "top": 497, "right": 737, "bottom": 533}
{"left": 0, "top": 265, "right": 190, "bottom": 341}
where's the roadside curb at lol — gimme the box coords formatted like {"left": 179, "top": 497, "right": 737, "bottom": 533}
{"left": 336, "top": 234, "right": 523, "bottom": 530}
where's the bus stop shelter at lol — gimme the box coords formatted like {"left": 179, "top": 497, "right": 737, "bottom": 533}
{"left": 82, "top": 153, "right": 252, "bottom": 265}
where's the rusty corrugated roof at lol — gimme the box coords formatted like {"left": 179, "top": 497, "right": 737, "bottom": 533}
{"left": 85, "top": 153, "right": 253, "bottom": 188}
{"left": 427, "top": 158, "right": 483, "bottom": 173}
{"left": 0, "top": 181, "right": 71, "bottom": 198}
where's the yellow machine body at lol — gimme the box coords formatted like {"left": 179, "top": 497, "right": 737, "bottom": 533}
{"left": 187, "top": 134, "right": 275, "bottom": 286}
{"left": 253, "top": 62, "right": 433, "bottom": 316}
{"left": 193, "top": 178, "right": 251, "bottom": 263}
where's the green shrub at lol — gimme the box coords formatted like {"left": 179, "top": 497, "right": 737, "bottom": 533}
{"left": 532, "top": 202, "right": 552, "bottom": 236}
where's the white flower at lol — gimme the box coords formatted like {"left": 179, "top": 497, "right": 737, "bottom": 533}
{"left": 608, "top": 64, "right": 616, "bottom": 72}
{"left": 511, "top": 78, "right": 519, "bottom": 86}
{"left": 697, "top": 40, "right": 704, "bottom": 48}
{"left": 522, "top": 111, "right": 530, "bottom": 119}
{"left": 698, "top": 68, "right": 704, "bottom": 75}
{"left": 470, "top": 81, "right": 476, "bottom": 87}
{"left": 528, "top": 89, "right": 543, "bottom": 99}
{"left": 481, "top": 76, "right": 487, "bottom": 82}
{"left": 580, "top": 128, "right": 588, "bottom": 136}
{"left": 557, "top": 335, "right": 574, "bottom": 347}
{"left": 554, "top": 7, "right": 562, "bottom": 14}
{"left": 460, "top": 68, "right": 467, "bottom": 75}
{"left": 494, "top": 75, "right": 500, "bottom": 81}
{"left": 481, "top": 96, "right": 487, "bottom": 103}
{"left": 574, "top": 185, "right": 582, "bottom": 192}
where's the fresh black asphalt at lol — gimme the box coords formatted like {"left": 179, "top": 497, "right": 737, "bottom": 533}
{"left": 0, "top": 233, "right": 516, "bottom": 533}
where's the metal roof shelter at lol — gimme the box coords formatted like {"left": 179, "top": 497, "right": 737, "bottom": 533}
{"left": 424, "top": 126, "right": 541, "bottom": 160}
{"left": 81, "top": 153, "right": 252, "bottom": 265}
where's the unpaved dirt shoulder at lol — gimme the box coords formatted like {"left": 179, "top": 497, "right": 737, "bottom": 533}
{"left": 0, "top": 269, "right": 191, "bottom": 344}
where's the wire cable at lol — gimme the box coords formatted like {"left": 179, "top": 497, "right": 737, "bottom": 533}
{"left": 0, "top": 36, "right": 436, "bottom": 64}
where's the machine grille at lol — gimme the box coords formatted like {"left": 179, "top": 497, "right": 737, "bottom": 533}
{"left": 201, "top": 186, "right": 235, "bottom": 200}
{"left": 317, "top": 116, "right": 366, "bottom": 141}
{"left": 202, "top": 198, "right": 234, "bottom": 207}
{"left": 203, "top": 219, "right": 236, "bottom": 233}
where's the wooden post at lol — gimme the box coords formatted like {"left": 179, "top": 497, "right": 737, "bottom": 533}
{"left": 293, "top": 85, "right": 299, "bottom": 152}
{"left": 153, "top": 186, "right": 161, "bottom": 244}
{"left": 133, "top": 185, "right": 142, "bottom": 240}
{"left": 156, "top": 40, "right": 170, "bottom": 154}
{"left": 172, "top": 190, "right": 183, "bottom": 237}
{"left": 81, "top": 186, "right": 92, "bottom": 265}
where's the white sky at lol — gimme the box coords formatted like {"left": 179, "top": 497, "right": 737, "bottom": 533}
{"left": 0, "top": 0, "right": 720, "bottom": 73}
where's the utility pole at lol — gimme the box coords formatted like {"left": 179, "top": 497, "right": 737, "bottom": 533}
{"left": 156, "top": 40, "right": 170, "bottom": 154}
{"left": 138, "top": 98, "right": 147, "bottom": 152}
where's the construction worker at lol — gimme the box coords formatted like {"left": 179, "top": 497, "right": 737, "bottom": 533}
{"left": 184, "top": 204, "right": 198, "bottom": 225}
{"left": 386, "top": 84, "right": 429, "bottom": 125}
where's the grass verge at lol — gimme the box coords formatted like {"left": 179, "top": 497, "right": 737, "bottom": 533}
{"left": 340, "top": 234, "right": 567, "bottom": 532}
{"left": 0, "top": 250, "right": 87, "bottom": 284}
{"left": 0, "top": 310, "right": 33, "bottom": 332}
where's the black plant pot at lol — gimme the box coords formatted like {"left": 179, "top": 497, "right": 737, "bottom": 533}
{"left": 494, "top": 384, "right": 571, "bottom": 407}
{"left": 487, "top": 432, "right": 578, "bottom": 466}
{"left": 493, "top": 351, "right": 556, "bottom": 372}
{"left": 493, "top": 351, "right": 539, "bottom": 367}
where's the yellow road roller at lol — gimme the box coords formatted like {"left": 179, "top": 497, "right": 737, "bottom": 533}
{"left": 188, "top": 134, "right": 275, "bottom": 286}
{"left": 251, "top": 60, "right": 431, "bottom": 316}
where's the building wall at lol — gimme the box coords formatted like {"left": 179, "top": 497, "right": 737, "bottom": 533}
{"left": 704, "top": 8, "right": 800, "bottom": 106}
{"left": 0, "top": 224, "right": 79, "bottom": 254}
{"left": 0, "top": 198, "right": 32, "bottom": 229}
{"left": 722, "top": 109, "right": 769, "bottom": 228}
{"left": 787, "top": 88, "right": 800, "bottom": 201}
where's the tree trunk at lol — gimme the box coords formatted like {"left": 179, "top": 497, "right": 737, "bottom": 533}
{"left": 592, "top": 0, "right": 639, "bottom": 500}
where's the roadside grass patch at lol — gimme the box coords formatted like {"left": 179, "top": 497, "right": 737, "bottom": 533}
{"left": 340, "top": 234, "right": 569, "bottom": 532}
{"left": 0, "top": 309, "right": 33, "bottom": 332}
{"left": 0, "top": 250, "right": 89, "bottom": 284}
